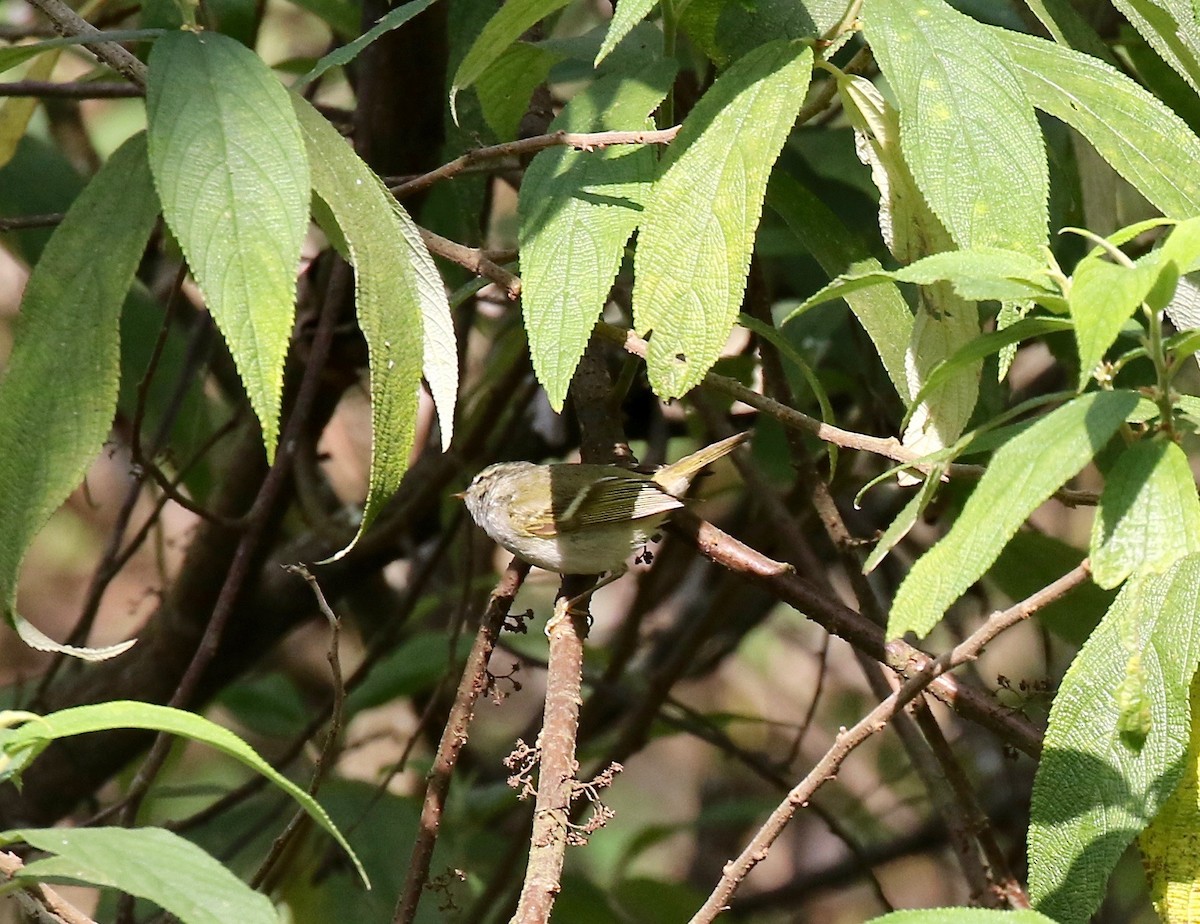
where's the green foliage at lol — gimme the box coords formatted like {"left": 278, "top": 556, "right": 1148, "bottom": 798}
{"left": 0, "top": 827, "right": 279, "bottom": 924}
{"left": 147, "top": 30, "right": 310, "bottom": 461}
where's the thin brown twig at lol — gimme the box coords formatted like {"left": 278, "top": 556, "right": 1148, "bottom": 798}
{"left": 393, "top": 557, "right": 530, "bottom": 924}
{"left": 688, "top": 561, "right": 1091, "bottom": 922}
{"left": 20, "top": 0, "right": 147, "bottom": 87}
{"left": 251, "top": 565, "right": 346, "bottom": 892}
{"left": 391, "top": 126, "right": 681, "bottom": 199}
{"left": 0, "top": 212, "right": 64, "bottom": 231}
{"left": 0, "top": 850, "right": 97, "bottom": 924}
{"left": 595, "top": 323, "right": 1100, "bottom": 506}
{"left": 419, "top": 228, "right": 522, "bottom": 299}
{"left": 0, "top": 79, "right": 142, "bottom": 97}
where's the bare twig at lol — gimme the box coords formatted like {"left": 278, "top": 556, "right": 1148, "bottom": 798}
{"left": 0, "top": 850, "right": 97, "bottom": 924}
{"left": 391, "top": 126, "right": 681, "bottom": 199}
{"left": 0, "top": 212, "right": 64, "bottom": 231}
{"left": 419, "top": 228, "right": 522, "bottom": 299}
{"left": 393, "top": 557, "right": 531, "bottom": 924}
{"left": 689, "top": 562, "right": 1091, "bottom": 921}
{"left": 0, "top": 80, "right": 142, "bottom": 97}
{"left": 20, "top": 0, "right": 147, "bottom": 87}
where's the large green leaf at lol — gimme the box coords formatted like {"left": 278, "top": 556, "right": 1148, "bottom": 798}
{"left": 0, "top": 134, "right": 158, "bottom": 660}
{"left": 147, "top": 31, "right": 310, "bottom": 461}
{"left": 863, "top": 0, "right": 1048, "bottom": 256}
{"left": 520, "top": 67, "right": 673, "bottom": 411}
{"left": 999, "top": 30, "right": 1200, "bottom": 219}
{"left": 293, "top": 97, "right": 451, "bottom": 558}
{"left": 887, "top": 390, "right": 1139, "bottom": 639}
{"left": 1029, "top": 557, "right": 1200, "bottom": 922}
{"left": 766, "top": 173, "right": 912, "bottom": 400}
{"left": 0, "top": 827, "right": 278, "bottom": 924}
{"left": 1091, "top": 439, "right": 1200, "bottom": 589}
{"left": 0, "top": 701, "right": 367, "bottom": 887}
{"left": 632, "top": 40, "right": 813, "bottom": 398}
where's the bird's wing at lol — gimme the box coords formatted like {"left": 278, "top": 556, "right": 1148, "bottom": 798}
{"left": 528, "top": 476, "right": 683, "bottom": 537}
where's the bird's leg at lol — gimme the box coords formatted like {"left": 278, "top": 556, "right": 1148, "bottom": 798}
{"left": 545, "top": 568, "right": 628, "bottom": 635}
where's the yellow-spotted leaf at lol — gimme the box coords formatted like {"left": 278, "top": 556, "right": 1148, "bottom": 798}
{"left": 633, "top": 40, "right": 813, "bottom": 398}
{"left": 147, "top": 31, "right": 310, "bottom": 461}
{"left": 888, "top": 390, "right": 1138, "bottom": 639}
{"left": 520, "top": 67, "right": 673, "bottom": 411}
{"left": 1030, "top": 558, "right": 1200, "bottom": 922}
{"left": 0, "top": 134, "right": 158, "bottom": 660}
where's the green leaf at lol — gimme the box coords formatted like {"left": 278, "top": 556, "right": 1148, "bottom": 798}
{"left": 1091, "top": 439, "right": 1200, "bottom": 588}
{"left": 1069, "top": 252, "right": 1161, "bottom": 387}
{"left": 864, "top": 910, "right": 1058, "bottom": 924}
{"left": 863, "top": 474, "right": 940, "bottom": 575}
{"left": 863, "top": 0, "right": 1048, "bottom": 256}
{"left": 1000, "top": 30, "right": 1200, "bottom": 219}
{"left": 0, "top": 50, "right": 59, "bottom": 170}
{"left": 297, "top": 0, "right": 441, "bottom": 88}
{"left": 476, "top": 42, "right": 560, "bottom": 140}
{"left": 1017, "top": 0, "right": 1118, "bottom": 63}
{"left": 0, "top": 134, "right": 158, "bottom": 660}
{"left": 292, "top": 97, "right": 449, "bottom": 558}
{"left": 1111, "top": 0, "right": 1200, "bottom": 95}
{"left": 766, "top": 173, "right": 912, "bottom": 400}
{"left": 595, "top": 0, "right": 658, "bottom": 65}
{"left": 887, "top": 390, "right": 1139, "bottom": 639}
{"left": 0, "top": 30, "right": 163, "bottom": 77}
{"left": 633, "top": 41, "right": 813, "bottom": 398}
{"left": 520, "top": 68, "right": 673, "bottom": 411}
{"left": 0, "top": 701, "right": 368, "bottom": 887}
{"left": 678, "top": 0, "right": 844, "bottom": 69}
{"left": 0, "top": 827, "right": 278, "bottom": 924}
{"left": 451, "top": 0, "right": 572, "bottom": 115}
{"left": 1029, "top": 557, "right": 1200, "bottom": 922}
{"left": 147, "top": 31, "right": 310, "bottom": 462}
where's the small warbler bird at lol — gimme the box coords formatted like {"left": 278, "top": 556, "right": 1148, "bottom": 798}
{"left": 459, "top": 431, "right": 749, "bottom": 588}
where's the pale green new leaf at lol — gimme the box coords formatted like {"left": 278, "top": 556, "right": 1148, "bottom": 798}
{"left": 595, "top": 0, "right": 657, "bottom": 65}
{"left": 999, "top": 30, "right": 1200, "bottom": 218}
{"left": 297, "top": 0, "right": 440, "bottom": 88}
{"left": 863, "top": 0, "right": 1049, "bottom": 256}
{"left": 1091, "top": 439, "right": 1200, "bottom": 588}
{"left": 147, "top": 31, "right": 310, "bottom": 461}
{"left": 0, "top": 701, "right": 367, "bottom": 887}
{"left": 1, "top": 828, "right": 278, "bottom": 924}
{"left": 1029, "top": 557, "right": 1200, "bottom": 922}
{"left": 766, "top": 173, "right": 912, "bottom": 400}
{"left": 1069, "top": 252, "right": 1161, "bottom": 387}
{"left": 862, "top": 473, "right": 940, "bottom": 574}
{"left": 887, "top": 390, "right": 1138, "bottom": 639}
{"left": 451, "top": 0, "right": 572, "bottom": 114}
{"left": 520, "top": 67, "right": 673, "bottom": 410}
{"left": 633, "top": 41, "right": 813, "bottom": 398}
{"left": 1111, "top": 0, "right": 1200, "bottom": 95}
{"left": 865, "top": 910, "right": 1057, "bottom": 924}
{"left": 0, "top": 134, "right": 158, "bottom": 660}
{"left": 293, "top": 97, "right": 449, "bottom": 558}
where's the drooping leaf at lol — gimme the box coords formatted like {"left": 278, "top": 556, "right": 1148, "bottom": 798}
{"left": 999, "top": 30, "right": 1200, "bottom": 219}
{"left": 887, "top": 390, "right": 1139, "bottom": 639}
{"left": 450, "top": 0, "right": 572, "bottom": 114}
{"left": 0, "top": 51, "right": 60, "bottom": 169}
{"left": 0, "top": 134, "right": 158, "bottom": 660}
{"left": 862, "top": 473, "right": 940, "bottom": 574}
{"left": 475, "top": 42, "right": 560, "bottom": 140}
{"left": 1029, "top": 557, "right": 1200, "bottom": 922}
{"left": 0, "top": 827, "right": 279, "bottom": 924}
{"left": 297, "top": 0, "right": 441, "bottom": 88}
{"left": 766, "top": 172, "right": 912, "bottom": 400}
{"left": 0, "top": 701, "right": 367, "bottom": 886}
{"left": 837, "top": 72, "right": 980, "bottom": 465}
{"left": 292, "top": 97, "right": 450, "bottom": 559}
{"left": 632, "top": 41, "right": 813, "bottom": 398}
{"left": 147, "top": 30, "right": 310, "bottom": 461}
{"left": 520, "top": 66, "right": 673, "bottom": 411}
{"left": 1091, "top": 439, "right": 1200, "bottom": 589}
{"left": 863, "top": 0, "right": 1049, "bottom": 256}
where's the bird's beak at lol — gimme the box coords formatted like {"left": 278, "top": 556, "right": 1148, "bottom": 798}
{"left": 451, "top": 490, "right": 467, "bottom": 501}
